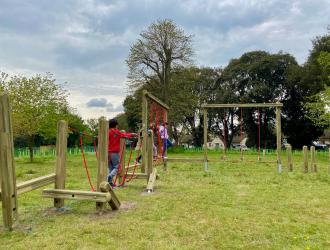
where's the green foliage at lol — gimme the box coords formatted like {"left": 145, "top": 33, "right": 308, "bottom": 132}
{"left": 126, "top": 19, "right": 193, "bottom": 103}
{"left": 1, "top": 73, "right": 70, "bottom": 160}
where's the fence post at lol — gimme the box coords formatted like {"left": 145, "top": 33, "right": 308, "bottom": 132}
{"left": 96, "top": 118, "right": 108, "bottom": 211}
{"left": 0, "top": 94, "right": 18, "bottom": 231}
{"left": 276, "top": 106, "right": 282, "bottom": 173}
{"left": 310, "top": 146, "right": 317, "bottom": 173}
{"left": 303, "top": 146, "right": 308, "bottom": 173}
{"left": 328, "top": 148, "right": 330, "bottom": 175}
{"left": 286, "top": 144, "right": 293, "bottom": 172}
{"left": 54, "top": 120, "right": 68, "bottom": 208}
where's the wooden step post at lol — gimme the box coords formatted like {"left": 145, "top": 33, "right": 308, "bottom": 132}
{"left": 310, "top": 146, "right": 317, "bottom": 173}
{"left": 96, "top": 118, "right": 108, "bottom": 211}
{"left": 0, "top": 94, "right": 18, "bottom": 230}
{"left": 54, "top": 120, "right": 68, "bottom": 208}
{"left": 303, "top": 146, "right": 308, "bottom": 173}
{"left": 286, "top": 144, "right": 293, "bottom": 172}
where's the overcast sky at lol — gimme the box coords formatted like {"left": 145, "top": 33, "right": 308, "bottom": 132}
{"left": 0, "top": 0, "right": 329, "bottom": 119}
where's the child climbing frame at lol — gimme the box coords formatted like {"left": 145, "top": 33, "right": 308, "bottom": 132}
{"left": 141, "top": 90, "right": 169, "bottom": 174}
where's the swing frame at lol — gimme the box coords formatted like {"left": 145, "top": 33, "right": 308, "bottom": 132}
{"left": 201, "top": 102, "right": 283, "bottom": 173}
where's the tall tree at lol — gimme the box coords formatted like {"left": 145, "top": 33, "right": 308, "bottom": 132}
{"left": 126, "top": 19, "right": 193, "bottom": 103}
{"left": 1, "top": 73, "right": 69, "bottom": 161}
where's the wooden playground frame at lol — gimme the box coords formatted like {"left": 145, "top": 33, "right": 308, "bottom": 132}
{"left": 0, "top": 94, "right": 120, "bottom": 231}
{"left": 140, "top": 90, "right": 169, "bottom": 186}
{"left": 0, "top": 90, "right": 168, "bottom": 231}
{"left": 201, "top": 102, "right": 283, "bottom": 173}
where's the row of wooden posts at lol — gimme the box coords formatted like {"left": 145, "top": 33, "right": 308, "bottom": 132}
{"left": 0, "top": 92, "right": 158, "bottom": 231}
{"left": 286, "top": 144, "right": 330, "bottom": 174}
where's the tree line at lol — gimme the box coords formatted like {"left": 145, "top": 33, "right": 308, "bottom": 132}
{"left": 0, "top": 73, "right": 98, "bottom": 161}
{"left": 123, "top": 20, "right": 330, "bottom": 149}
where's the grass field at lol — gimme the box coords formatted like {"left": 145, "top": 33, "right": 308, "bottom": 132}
{"left": 0, "top": 151, "right": 329, "bottom": 250}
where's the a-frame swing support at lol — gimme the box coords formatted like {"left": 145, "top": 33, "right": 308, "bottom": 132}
{"left": 202, "top": 102, "right": 283, "bottom": 173}
{"left": 141, "top": 90, "right": 169, "bottom": 192}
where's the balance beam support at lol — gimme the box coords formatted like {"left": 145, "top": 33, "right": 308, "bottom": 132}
{"left": 286, "top": 144, "right": 293, "bottom": 172}
{"left": 96, "top": 118, "right": 108, "bottom": 211}
{"left": 54, "top": 120, "right": 68, "bottom": 208}
{"left": 0, "top": 94, "right": 17, "bottom": 230}
{"left": 303, "top": 146, "right": 308, "bottom": 173}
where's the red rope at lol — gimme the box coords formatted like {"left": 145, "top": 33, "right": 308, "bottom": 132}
{"left": 223, "top": 112, "right": 227, "bottom": 151}
{"left": 258, "top": 109, "right": 261, "bottom": 158}
{"left": 79, "top": 135, "right": 95, "bottom": 192}
{"left": 126, "top": 138, "right": 143, "bottom": 183}
{"left": 118, "top": 141, "right": 135, "bottom": 186}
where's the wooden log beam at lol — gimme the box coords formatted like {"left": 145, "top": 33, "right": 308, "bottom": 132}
{"left": 144, "top": 90, "right": 169, "bottom": 110}
{"left": 202, "top": 103, "right": 283, "bottom": 108}
{"left": 146, "top": 168, "right": 157, "bottom": 192}
{"left": 17, "top": 173, "right": 56, "bottom": 195}
{"left": 166, "top": 158, "right": 204, "bottom": 163}
{"left": 125, "top": 163, "right": 141, "bottom": 170}
{"left": 125, "top": 173, "right": 149, "bottom": 179}
{"left": 99, "top": 182, "right": 120, "bottom": 210}
{"left": 42, "top": 189, "right": 111, "bottom": 203}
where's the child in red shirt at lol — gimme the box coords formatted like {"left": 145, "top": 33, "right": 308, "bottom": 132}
{"left": 108, "top": 119, "right": 135, "bottom": 186}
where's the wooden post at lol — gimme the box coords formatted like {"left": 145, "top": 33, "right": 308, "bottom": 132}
{"left": 276, "top": 106, "right": 282, "bottom": 173}
{"left": 54, "top": 120, "right": 68, "bottom": 208}
{"left": 310, "top": 146, "right": 317, "bottom": 173}
{"left": 147, "top": 130, "right": 153, "bottom": 179}
{"left": 96, "top": 118, "right": 108, "bottom": 211}
{"left": 328, "top": 148, "right": 330, "bottom": 175}
{"left": 0, "top": 94, "right": 17, "bottom": 230}
{"left": 203, "top": 108, "right": 208, "bottom": 172}
{"left": 286, "top": 144, "right": 293, "bottom": 172}
{"left": 303, "top": 145, "right": 308, "bottom": 173}
{"left": 119, "top": 138, "right": 126, "bottom": 184}
{"left": 141, "top": 90, "right": 148, "bottom": 173}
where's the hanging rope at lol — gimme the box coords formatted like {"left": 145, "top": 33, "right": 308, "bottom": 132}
{"left": 257, "top": 109, "right": 261, "bottom": 160}
{"left": 240, "top": 108, "right": 243, "bottom": 160}
{"left": 79, "top": 133, "right": 95, "bottom": 192}
{"left": 126, "top": 138, "right": 143, "bottom": 183}
{"left": 117, "top": 141, "right": 135, "bottom": 186}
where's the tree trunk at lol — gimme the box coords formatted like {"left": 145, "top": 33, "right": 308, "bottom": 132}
{"left": 28, "top": 135, "right": 34, "bottom": 162}
{"left": 171, "top": 125, "right": 179, "bottom": 145}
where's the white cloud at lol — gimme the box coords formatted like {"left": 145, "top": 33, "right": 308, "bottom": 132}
{"left": 0, "top": 0, "right": 329, "bottom": 119}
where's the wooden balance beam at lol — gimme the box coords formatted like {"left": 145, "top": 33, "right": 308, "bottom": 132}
{"left": 0, "top": 173, "right": 56, "bottom": 201}
{"left": 146, "top": 168, "right": 157, "bottom": 192}
{"left": 42, "top": 182, "right": 121, "bottom": 210}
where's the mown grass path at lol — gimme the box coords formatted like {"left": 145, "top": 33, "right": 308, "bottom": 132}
{"left": 0, "top": 151, "right": 329, "bottom": 249}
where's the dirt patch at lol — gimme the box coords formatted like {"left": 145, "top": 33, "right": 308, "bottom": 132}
{"left": 140, "top": 190, "right": 156, "bottom": 196}
{"left": 89, "top": 201, "right": 137, "bottom": 220}
{"left": 42, "top": 207, "right": 72, "bottom": 217}
{"left": 0, "top": 224, "right": 33, "bottom": 234}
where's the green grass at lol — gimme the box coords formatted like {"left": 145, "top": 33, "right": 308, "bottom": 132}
{"left": 0, "top": 151, "right": 329, "bottom": 249}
